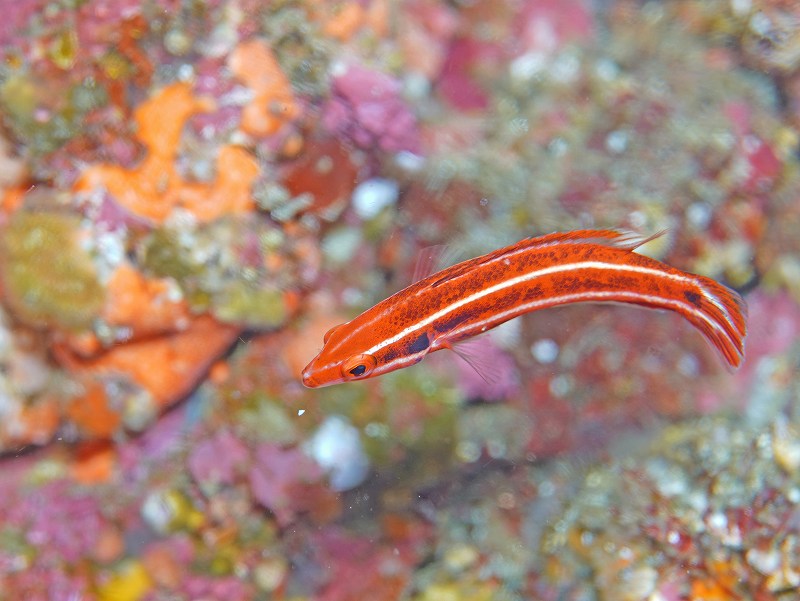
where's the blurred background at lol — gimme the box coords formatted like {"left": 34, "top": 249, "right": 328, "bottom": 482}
{"left": 0, "top": 0, "right": 799, "bottom": 599}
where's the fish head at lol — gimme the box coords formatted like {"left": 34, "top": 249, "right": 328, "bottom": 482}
{"left": 301, "top": 322, "right": 379, "bottom": 388}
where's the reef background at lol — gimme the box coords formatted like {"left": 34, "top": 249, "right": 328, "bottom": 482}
{"left": 1, "top": 1, "right": 800, "bottom": 599}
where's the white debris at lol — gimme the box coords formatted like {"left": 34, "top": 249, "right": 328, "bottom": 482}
{"left": 531, "top": 338, "right": 559, "bottom": 364}
{"left": 352, "top": 178, "right": 399, "bottom": 220}
{"left": 306, "top": 415, "right": 369, "bottom": 491}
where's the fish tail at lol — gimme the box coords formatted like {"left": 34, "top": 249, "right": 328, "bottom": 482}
{"left": 680, "top": 275, "right": 747, "bottom": 369}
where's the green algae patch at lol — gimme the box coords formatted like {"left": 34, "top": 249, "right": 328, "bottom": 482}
{"left": 0, "top": 212, "right": 105, "bottom": 329}
{"left": 138, "top": 218, "right": 294, "bottom": 329}
{"left": 140, "top": 227, "right": 200, "bottom": 282}
{"left": 213, "top": 283, "right": 287, "bottom": 328}
{"left": 0, "top": 72, "right": 106, "bottom": 157}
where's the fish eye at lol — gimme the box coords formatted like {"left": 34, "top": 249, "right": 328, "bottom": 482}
{"left": 342, "top": 354, "right": 376, "bottom": 380}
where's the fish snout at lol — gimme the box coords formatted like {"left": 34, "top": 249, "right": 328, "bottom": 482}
{"left": 301, "top": 365, "right": 319, "bottom": 388}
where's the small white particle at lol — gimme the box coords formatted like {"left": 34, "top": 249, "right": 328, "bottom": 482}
{"left": 352, "top": 178, "right": 399, "bottom": 220}
{"left": 551, "top": 52, "right": 580, "bottom": 83}
{"left": 395, "top": 151, "right": 425, "bottom": 172}
{"left": 730, "top": 0, "right": 751, "bottom": 15}
{"left": 509, "top": 51, "right": 546, "bottom": 81}
{"left": 677, "top": 353, "right": 699, "bottom": 377}
{"left": 548, "top": 137, "right": 568, "bottom": 157}
{"left": 176, "top": 63, "right": 195, "bottom": 81}
{"left": 509, "top": 117, "right": 529, "bottom": 134}
{"left": 549, "top": 374, "right": 571, "bottom": 397}
{"left": 306, "top": 415, "right": 369, "bottom": 491}
{"left": 686, "top": 201, "right": 712, "bottom": 229}
{"left": 667, "top": 530, "right": 680, "bottom": 545}
{"left": 708, "top": 512, "right": 728, "bottom": 531}
{"left": 538, "top": 480, "right": 555, "bottom": 497}
{"left": 297, "top": 409, "right": 305, "bottom": 416}
{"left": 749, "top": 11, "right": 772, "bottom": 37}
{"left": 628, "top": 210, "right": 647, "bottom": 228}
{"left": 531, "top": 338, "right": 559, "bottom": 364}
{"left": 606, "top": 130, "right": 629, "bottom": 154}
{"left": 595, "top": 58, "right": 619, "bottom": 81}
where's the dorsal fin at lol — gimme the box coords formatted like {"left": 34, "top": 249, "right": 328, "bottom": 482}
{"left": 522, "top": 228, "right": 666, "bottom": 251}
{"left": 413, "top": 244, "right": 464, "bottom": 283}
{"left": 428, "top": 229, "right": 666, "bottom": 288}
{"left": 429, "top": 244, "right": 515, "bottom": 287}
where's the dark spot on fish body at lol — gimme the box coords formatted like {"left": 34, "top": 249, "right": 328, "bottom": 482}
{"left": 408, "top": 332, "right": 430, "bottom": 354}
{"left": 646, "top": 278, "right": 662, "bottom": 294}
{"left": 381, "top": 347, "right": 400, "bottom": 363}
{"left": 579, "top": 277, "right": 605, "bottom": 291}
{"left": 553, "top": 277, "right": 572, "bottom": 294}
{"left": 684, "top": 289, "right": 702, "bottom": 306}
{"left": 485, "top": 288, "right": 523, "bottom": 312}
{"left": 607, "top": 275, "right": 636, "bottom": 290}
{"left": 524, "top": 284, "right": 544, "bottom": 299}
{"left": 435, "top": 312, "right": 470, "bottom": 335}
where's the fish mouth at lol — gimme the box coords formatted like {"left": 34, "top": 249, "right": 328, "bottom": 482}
{"left": 301, "top": 364, "right": 319, "bottom": 388}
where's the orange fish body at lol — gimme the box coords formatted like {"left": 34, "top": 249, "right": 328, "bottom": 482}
{"left": 301, "top": 230, "right": 747, "bottom": 388}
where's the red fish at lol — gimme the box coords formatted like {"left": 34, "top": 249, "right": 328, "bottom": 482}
{"left": 301, "top": 230, "right": 747, "bottom": 387}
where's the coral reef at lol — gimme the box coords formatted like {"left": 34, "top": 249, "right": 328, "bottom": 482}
{"left": 1, "top": 0, "right": 799, "bottom": 599}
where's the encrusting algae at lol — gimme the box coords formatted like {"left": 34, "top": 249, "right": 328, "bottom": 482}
{"left": 0, "top": 209, "right": 105, "bottom": 329}
{"left": 2, "top": 1, "right": 800, "bottom": 600}
{"left": 75, "top": 82, "right": 260, "bottom": 224}
{"left": 228, "top": 39, "right": 300, "bottom": 138}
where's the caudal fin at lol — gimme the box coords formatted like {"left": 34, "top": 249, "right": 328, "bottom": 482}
{"left": 685, "top": 276, "right": 747, "bottom": 369}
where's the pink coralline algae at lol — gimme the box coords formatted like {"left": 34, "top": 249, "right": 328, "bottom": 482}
{"left": 437, "top": 37, "right": 501, "bottom": 111}
{"left": 4, "top": 480, "right": 102, "bottom": 564}
{"left": 188, "top": 429, "right": 249, "bottom": 488}
{"left": 311, "top": 527, "right": 424, "bottom": 601}
{"left": 89, "top": 192, "right": 152, "bottom": 233}
{"left": 180, "top": 574, "right": 254, "bottom": 601}
{"left": 515, "top": 0, "right": 594, "bottom": 56}
{"left": 249, "top": 443, "right": 326, "bottom": 526}
{"left": 322, "top": 65, "right": 421, "bottom": 153}
{"left": 0, "top": 0, "right": 45, "bottom": 52}
{"left": 0, "top": 565, "right": 91, "bottom": 601}
{"left": 723, "top": 101, "right": 783, "bottom": 193}
{"left": 731, "top": 291, "right": 800, "bottom": 389}
{"left": 73, "top": 0, "right": 144, "bottom": 56}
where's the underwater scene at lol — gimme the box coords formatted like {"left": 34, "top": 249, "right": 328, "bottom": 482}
{"left": 1, "top": 0, "right": 799, "bottom": 599}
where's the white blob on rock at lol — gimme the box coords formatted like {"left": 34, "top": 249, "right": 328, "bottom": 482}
{"left": 531, "top": 338, "right": 559, "bottom": 364}
{"left": 352, "top": 178, "right": 399, "bottom": 220}
{"left": 306, "top": 415, "right": 370, "bottom": 491}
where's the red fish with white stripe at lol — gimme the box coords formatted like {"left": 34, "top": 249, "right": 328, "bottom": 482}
{"left": 301, "top": 229, "right": 747, "bottom": 388}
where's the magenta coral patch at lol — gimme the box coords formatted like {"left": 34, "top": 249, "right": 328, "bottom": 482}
{"left": 516, "top": 0, "right": 594, "bottom": 54}
{"left": 322, "top": 65, "right": 421, "bottom": 154}
{"left": 437, "top": 38, "right": 493, "bottom": 111}
{"left": 9, "top": 480, "right": 103, "bottom": 564}
{"left": 249, "top": 443, "right": 324, "bottom": 525}
{"left": 188, "top": 430, "right": 249, "bottom": 487}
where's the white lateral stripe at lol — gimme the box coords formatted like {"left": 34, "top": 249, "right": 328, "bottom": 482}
{"left": 364, "top": 261, "right": 727, "bottom": 356}
{"left": 351, "top": 233, "right": 654, "bottom": 338}
{"left": 443, "top": 290, "right": 734, "bottom": 351}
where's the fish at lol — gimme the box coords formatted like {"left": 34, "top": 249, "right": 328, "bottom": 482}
{"left": 301, "top": 229, "right": 747, "bottom": 388}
